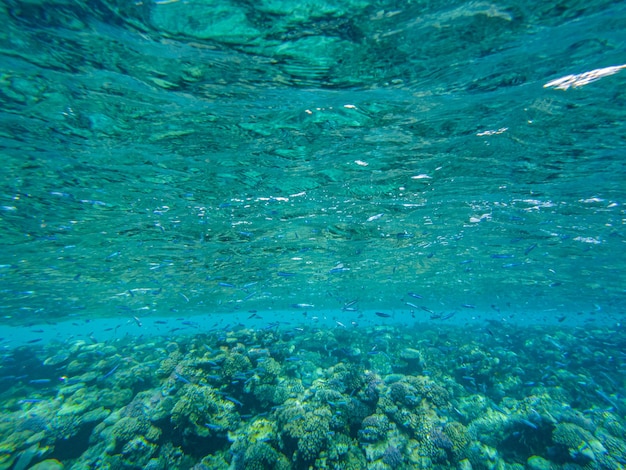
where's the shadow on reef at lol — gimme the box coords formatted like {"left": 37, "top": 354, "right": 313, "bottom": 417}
{"left": 48, "top": 420, "right": 99, "bottom": 462}
{"left": 497, "top": 418, "right": 555, "bottom": 463}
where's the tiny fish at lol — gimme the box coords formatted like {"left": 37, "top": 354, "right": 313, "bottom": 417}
{"left": 491, "top": 254, "right": 514, "bottom": 259}
{"left": 524, "top": 244, "right": 537, "bottom": 255}
{"left": 453, "top": 407, "right": 466, "bottom": 418}
{"left": 19, "top": 398, "right": 44, "bottom": 404}
{"left": 292, "top": 303, "right": 314, "bottom": 308}
{"left": 225, "top": 396, "right": 243, "bottom": 407}
{"left": 204, "top": 423, "right": 223, "bottom": 431}
{"left": 595, "top": 390, "right": 620, "bottom": 409}
{"left": 492, "top": 403, "right": 508, "bottom": 415}
{"left": 327, "top": 400, "right": 348, "bottom": 406}
{"left": 407, "top": 292, "right": 423, "bottom": 299}
{"left": 518, "top": 418, "right": 538, "bottom": 430}
{"left": 175, "top": 373, "right": 191, "bottom": 384}
{"left": 106, "top": 251, "right": 121, "bottom": 259}
{"left": 375, "top": 312, "right": 391, "bottom": 318}
{"left": 243, "top": 291, "right": 256, "bottom": 301}
{"left": 405, "top": 395, "right": 419, "bottom": 404}
{"left": 366, "top": 213, "right": 384, "bottom": 222}
{"left": 277, "top": 271, "right": 296, "bottom": 277}
{"left": 29, "top": 379, "right": 51, "bottom": 385}
{"left": 101, "top": 364, "right": 119, "bottom": 380}
{"left": 396, "top": 232, "right": 414, "bottom": 239}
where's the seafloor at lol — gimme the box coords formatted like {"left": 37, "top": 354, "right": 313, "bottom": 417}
{"left": 1, "top": 318, "right": 625, "bottom": 470}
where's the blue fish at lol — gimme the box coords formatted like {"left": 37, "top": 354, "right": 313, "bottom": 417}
{"left": 225, "top": 396, "right": 243, "bottom": 407}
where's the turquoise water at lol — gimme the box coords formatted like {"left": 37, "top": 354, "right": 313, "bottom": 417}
{"left": 1, "top": 0, "right": 625, "bottom": 468}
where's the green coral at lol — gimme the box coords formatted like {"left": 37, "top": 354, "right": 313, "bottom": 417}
{"left": 444, "top": 421, "right": 470, "bottom": 460}
{"left": 404, "top": 375, "right": 451, "bottom": 407}
{"left": 552, "top": 422, "right": 607, "bottom": 463}
{"left": 345, "top": 365, "right": 367, "bottom": 393}
{"left": 83, "top": 408, "right": 164, "bottom": 469}
{"left": 155, "top": 442, "right": 192, "bottom": 469}
{"left": 526, "top": 455, "right": 551, "bottom": 470}
{"left": 257, "top": 357, "right": 282, "bottom": 383}
{"left": 156, "top": 351, "right": 183, "bottom": 377}
{"left": 234, "top": 441, "right": 290, "bottom": 470}
{"left": 456, "top": 346, "right": 499, "bottom": 382}
{"left": 358, "top": 414, "right": 390, "bottom": 443}
{"left": 279, "top": 405, "right": 332, "bottom": 462}
{"left": 120, "top": 435, "right": 158, "bottom": 466}
{"left": 170, "top": 384, "right": 239, "bottom": 436}
{"left": 389, "top": 381, "right": 411, "bottom": 405}
{"left": 29, "top": 459, "right": 64, "bottom": 470}
{"left": 315, "top": 387, "right": 345, "bottom": 404}
{"left": 598, "top": 412, "right": 626, "bottom": 438}
{"left": 596, "top": 429, "right": 626, "bottom": 463}
{"left": 253, "top": 383, "right": 290, "bottom": 406}
{"left": 467, "top": 409, "right": 509, "bottom": 448}
{"left": 108, "top": 416, "right": 161, "bottom": 452}
{"left": 285, "top": 378, "right": 305, "bottom": 395}
{"left": 322, "top": 432, "right": 367, "bottom": 469}
{"left": 222, "top": 352, "right": 253, "bottom": 379}
{"left": 325, "top": 362, "right": 367, "bottom": 393}
{"left": 466, "top": 441, "right": 500, "bottom": 470}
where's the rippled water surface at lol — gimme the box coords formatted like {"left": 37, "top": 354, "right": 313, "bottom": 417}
{"left": 1, "top": 0, "right": 625, "bottom": 326}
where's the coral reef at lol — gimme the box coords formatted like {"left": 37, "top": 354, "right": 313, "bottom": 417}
{"left": 1, "top": 322, "right": 625, "bottom": 470}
